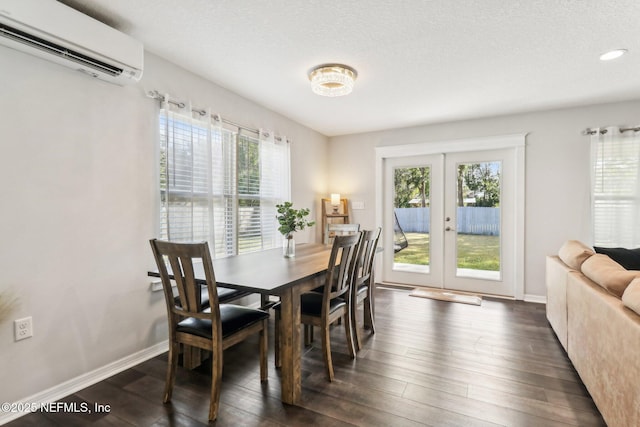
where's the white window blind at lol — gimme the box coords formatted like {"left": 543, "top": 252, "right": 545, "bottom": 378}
{"left": 591, "top": 127, "right": 640, "bottom": 247}
{"left": 159, "top": 100, "right": 290, "bottom": 257}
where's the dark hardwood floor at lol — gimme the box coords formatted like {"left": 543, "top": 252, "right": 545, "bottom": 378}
{"left": 7, "top": 287, "right": 605, "bottom": 426}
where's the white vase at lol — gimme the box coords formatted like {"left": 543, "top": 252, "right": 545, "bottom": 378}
{"left": 283, "top": 235, "right": 295, "bottom": 257}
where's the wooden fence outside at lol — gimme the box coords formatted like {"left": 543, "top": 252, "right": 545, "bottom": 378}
{"left": 396, "top": 207, "right": 500, "bottom": 235}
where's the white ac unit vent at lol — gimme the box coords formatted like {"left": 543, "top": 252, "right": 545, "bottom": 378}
{"left": 0, "top": 0, "right": 143, "bottom": 85}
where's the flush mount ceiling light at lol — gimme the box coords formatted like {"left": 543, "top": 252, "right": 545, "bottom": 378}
{"left": 599, "top": 49, "right": 628, "bottom": 61}
{"left": 308, "top": 64, "right": 357, "bottom": 97}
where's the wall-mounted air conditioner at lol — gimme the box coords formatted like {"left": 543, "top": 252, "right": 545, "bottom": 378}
{"left": 0, "top": 0, "right": 143, "bottom": 85}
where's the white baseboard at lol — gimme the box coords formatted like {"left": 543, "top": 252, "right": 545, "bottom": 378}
{"left": 0, "top": 340, "right": 168, "bottom": 425}
{"left": 524, "top": 294, "right": 547, "bottom": 304}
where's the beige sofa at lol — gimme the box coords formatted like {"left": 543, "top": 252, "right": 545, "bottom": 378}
{"left": 546, "top": 240, "right": 640, "bottom": 427}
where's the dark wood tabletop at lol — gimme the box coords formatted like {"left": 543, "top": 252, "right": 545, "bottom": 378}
{"left": 148, "top": 243, "right": 333, "bottom": 295}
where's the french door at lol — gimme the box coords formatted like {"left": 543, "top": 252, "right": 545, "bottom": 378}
{"left": 382, "top": 147, "right": 519, "bottom": 297}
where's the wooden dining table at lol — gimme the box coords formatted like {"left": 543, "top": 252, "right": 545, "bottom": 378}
{"left": 148, "top": 243, "right": 333, "bottom": 405}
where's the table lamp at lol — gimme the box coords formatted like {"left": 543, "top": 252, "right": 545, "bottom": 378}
{"left": 330, "top": 193, "right": 341, "bottom": 214}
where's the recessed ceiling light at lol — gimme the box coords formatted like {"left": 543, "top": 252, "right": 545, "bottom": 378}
{"left": 599, "top": 49, "right": 628, "bottom": 61}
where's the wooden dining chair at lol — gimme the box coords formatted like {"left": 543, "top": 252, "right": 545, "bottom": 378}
{"left": 349, "top": 227, "right": 381, "bottom": 351}
{"left": 170, "top": 285, "right": 257, "bottom": 370}
{"left": 149, "top": 239, "right": 269, "bottom": 421}
{"left": 274, "top": 233, "right": 361, "bottom": 381}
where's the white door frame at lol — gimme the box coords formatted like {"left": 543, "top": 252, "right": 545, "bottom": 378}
{"left": 374, "top": 133, "right": 527, "bottom": 300}
{"left": 383, "top": 154, "right": 445, "bottom": 287}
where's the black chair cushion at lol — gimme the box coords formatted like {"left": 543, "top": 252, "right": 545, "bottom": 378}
{"left": 218, "top": 287, "right": 249, "bottom": 303}
{"left": 176, "top": 305, "right": 269, "bottom": 339}
{"left": 174, "top": 286, "right": 249, "bottom": 308}
{"left": 273, "top": 293, "right": 346, "bottom": 317}
{"left": 356, "top": 283, "right": 368, "bottom": 296}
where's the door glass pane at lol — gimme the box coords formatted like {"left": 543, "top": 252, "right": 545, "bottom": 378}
{"left": 393, "top": 166, "right": 430, "bottom": 273}
{"left": 455, "top": 161, "right": 501, "bottom": 279}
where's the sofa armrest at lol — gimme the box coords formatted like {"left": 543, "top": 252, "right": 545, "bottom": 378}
{"left": 546, "top": 255, "right": 578, "bottom": 351}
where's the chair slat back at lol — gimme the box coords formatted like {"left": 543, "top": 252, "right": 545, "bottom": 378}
{"left": 150, "top": 239, "right": 221, "bottom": 326}
{"left": 353, "top": 227, "right": 382, "bottom": 288}
{"left": 324, "top": 233, "right": 361, "bottom": 305}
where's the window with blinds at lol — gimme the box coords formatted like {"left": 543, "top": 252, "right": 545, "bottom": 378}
{"left": 159, "top": 107, "right": 289, "bottom": 257}
{"left": 591, "top": 128, "right": 640, "bottom": 247}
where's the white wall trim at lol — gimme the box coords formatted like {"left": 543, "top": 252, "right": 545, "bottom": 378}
{"left": 524, "top": 294, "right": 547, "bottom": 304}
{"left": 374, "top": 133, "right": 527, "bottom": 299}
{"left": 375, "top": 133, "right": 527, "bottom": 231}
{"left": 375, "top": 133, "right": 527, "bottom": 160}
{"left": 0, "top": 341, "right": 168, "bottom": 425}
{"left": 514, "top": 143, "right": 526, "bottom": 300}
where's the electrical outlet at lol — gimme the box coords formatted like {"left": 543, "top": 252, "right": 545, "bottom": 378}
{"left": 150, "top": 280, "right": 163, "bottom": 292}
{"left": 14, "top": 317, "right": 33, "bottom": 341}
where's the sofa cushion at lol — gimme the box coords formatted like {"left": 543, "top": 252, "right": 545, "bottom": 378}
{"left": 581, "top": 253, "right": 640, "bottom": 297}
{"left": 622, "top": 277, "right": 640, "bottom": 315}
{"left": 558, "top": 240, "right": 595, "bottom": 270}
{"left": 594, "top": 246, "right": 640, "bottom": 270}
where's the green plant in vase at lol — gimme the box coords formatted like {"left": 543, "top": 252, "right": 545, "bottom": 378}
{"left": 276, "top": 201, "right": 315, "bottom": 257}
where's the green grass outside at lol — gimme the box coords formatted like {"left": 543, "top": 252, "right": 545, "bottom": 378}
{"left": 394, "top": 232, "right": 500, "bottom": 271}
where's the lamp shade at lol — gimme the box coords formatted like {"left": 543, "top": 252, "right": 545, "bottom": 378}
{"left": 330, "top": 193, "right": 341, "bottom": 205}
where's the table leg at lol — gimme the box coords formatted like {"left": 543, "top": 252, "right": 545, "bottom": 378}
{"left": 279, "top": 286, "right": 301, "bottom": 405}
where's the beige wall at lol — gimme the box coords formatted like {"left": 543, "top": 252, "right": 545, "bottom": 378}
{"left": 328, "top": 100, "right": 640, "bottom": 299}
{"left": 2, "top": 34, "right": 640, "bottom": 409}
{"left": 0, "top": 48, "right": 328, "bottom": 405}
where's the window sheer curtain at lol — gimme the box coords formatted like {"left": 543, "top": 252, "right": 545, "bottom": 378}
{"left": 159, "top": 96, "right": 290, "bottom": 257}
{"left": 258, "top": 129, "right": 290, "bottom": 251}
{"left": 590, "top": 127, "right": 640, "bottom": 247}
{"left": 234, "top": 129, "right": 290, "bottom": 253}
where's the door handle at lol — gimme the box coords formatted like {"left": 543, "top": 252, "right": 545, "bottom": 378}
{"left": 445, "top": 226, "right": 454, "bottom": 231}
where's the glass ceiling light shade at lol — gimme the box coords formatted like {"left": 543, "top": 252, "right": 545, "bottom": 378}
{"left": 308, "top": 64, "right": 357, "bottom": 97}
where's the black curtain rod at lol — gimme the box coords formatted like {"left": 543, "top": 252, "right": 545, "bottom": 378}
{"left": 584, "top": 126, "right": 640, "bottom": 135}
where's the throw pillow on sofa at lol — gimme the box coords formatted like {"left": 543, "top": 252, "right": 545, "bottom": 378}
{"left": 594, "top": 246, "right": 640, "bottom": 270}
{"left": 581, "top": 254, "right": 640, "bottom": 297}
{"left": 558, "top": 240, "right": 595, "bottom": 270}
{"left": 622, "top": 277, "right": 640, "bottom": 315}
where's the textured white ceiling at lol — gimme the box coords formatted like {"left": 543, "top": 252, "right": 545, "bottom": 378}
{"left": 61, "top": 0, "right": 640, "bottom": 136}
